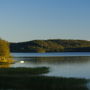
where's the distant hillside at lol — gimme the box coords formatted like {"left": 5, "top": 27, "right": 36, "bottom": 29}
{"left": 10, "top": 39, "right": 90, "bottom": 52}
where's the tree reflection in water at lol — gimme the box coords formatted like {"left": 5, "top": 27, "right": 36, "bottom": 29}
{"left": 0, "top": 58, "right": 14, "bottom": 68}
{"left": 0, "top": 64, "right": 11, "bottom": 68}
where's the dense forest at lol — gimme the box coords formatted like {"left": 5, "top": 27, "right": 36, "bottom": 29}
{"left": 10, "top": 39, "right": 90, "bottom": 52}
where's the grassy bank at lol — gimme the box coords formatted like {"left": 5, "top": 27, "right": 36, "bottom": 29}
{"left": 0, "top": 67, "right": 88, "bottom": 90}
{"left": 0, "top": 67, "right": 49, "bottom": 75}
{"left": 0, "top": 76, "right": 88, "bottom": 90}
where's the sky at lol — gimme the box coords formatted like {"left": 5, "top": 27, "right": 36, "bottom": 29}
{"left": 0, "top": 0, "right": 90, "bottom": 42}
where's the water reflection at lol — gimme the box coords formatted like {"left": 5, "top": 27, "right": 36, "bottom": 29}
{"left": 1, "top": 55, "right": 90, "bottom": 78}
{"left": 14, "top": 56, "right": 90, "bottom": 65}
{"left": 0, "top": 63, "right": 11, "bottom": 68}
{"left": 11, "top": 56, "right": 90, "bottom": 78}
{"left": 0, "top": 58, "right": 14, "bottom": 68}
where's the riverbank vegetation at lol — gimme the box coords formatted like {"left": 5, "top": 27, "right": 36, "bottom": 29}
{"left": 0, "top": 67, "right": 49, "bottom": 75}
{"left": 10, "top": 39, "right": 90, "bottom": 52}
{"left": 0, "top": 74, "right": 88, "bottom": 90}
{"left": 0, "top": 67, "right": 88, "bottom": 90}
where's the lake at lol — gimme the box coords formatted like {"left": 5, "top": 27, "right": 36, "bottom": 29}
{"left": 3, "top": 52, "right": 90, "bottom": 79}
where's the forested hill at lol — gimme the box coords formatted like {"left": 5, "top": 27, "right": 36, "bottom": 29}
{"left": 10, "top": 39, "right": 90, "bottom": 52}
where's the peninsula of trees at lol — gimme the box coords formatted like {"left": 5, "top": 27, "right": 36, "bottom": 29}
{"left": 10, "top": 39, "right": 90, "bottom": 52}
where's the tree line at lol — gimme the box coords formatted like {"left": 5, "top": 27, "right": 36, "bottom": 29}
{"left": 10, "top": 39, "right": 90, "bottom": 52}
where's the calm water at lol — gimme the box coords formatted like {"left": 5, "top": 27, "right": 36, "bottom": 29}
{"left": 12, "top": 52, "right": 90, "bottom": 57}
{"left": 9, "top": 52, "right": 90, "bottom": 79}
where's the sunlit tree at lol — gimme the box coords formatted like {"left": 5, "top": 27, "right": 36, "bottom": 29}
{"left": 0, "top": 39, "right": 10, "bottom": 57}
{"left": 0, "top": 39, "right": 13, "bottom": 63}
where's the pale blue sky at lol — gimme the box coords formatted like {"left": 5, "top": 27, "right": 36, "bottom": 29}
{"left": 0, "top": 0, "right": 90, "bottom": 42}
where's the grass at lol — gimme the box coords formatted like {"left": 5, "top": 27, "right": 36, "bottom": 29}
{"left": 0, "top": 67, "right": 88, "bottom": 90}
{"left": 0, "top": 67, "right": 49, "bottom": 75}
{"left": 0, "top": 76, "right": 88, "bottom": 90}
